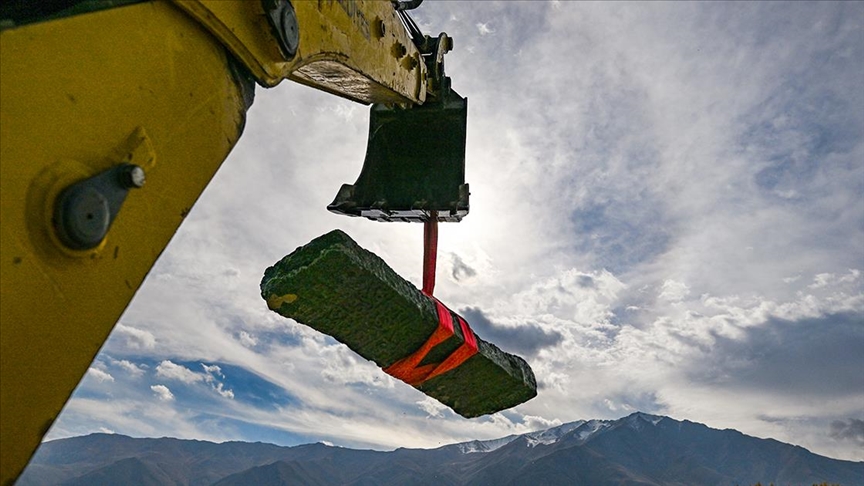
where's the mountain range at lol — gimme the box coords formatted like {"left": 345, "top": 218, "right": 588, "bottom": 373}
{"left": 16, "top": 412, "right": 864, "bottom": 485}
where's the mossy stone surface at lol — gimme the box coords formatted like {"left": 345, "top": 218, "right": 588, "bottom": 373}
{"left": 261, "top": 230, "right": 537, "bottom": 418}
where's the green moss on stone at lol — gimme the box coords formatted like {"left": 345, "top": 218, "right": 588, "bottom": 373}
{"left": 261, "top": 229, "right": 537, "bottom": 418}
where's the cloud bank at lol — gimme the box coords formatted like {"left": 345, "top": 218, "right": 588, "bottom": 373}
{"left": 46, "top": 1, "right": 864, "bottom": 463}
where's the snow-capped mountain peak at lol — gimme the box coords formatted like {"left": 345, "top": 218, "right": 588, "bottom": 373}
{"left": 455, "top": 412, "right": 668, "bottom": 454}
{"left": 524, "top": 420, "right": 586, "bottom": 445}
{"left": 456, "top": 435, "right": 519, "bottom": 454}
{"left": 622, "top": 411, "right": 665, "bottom": 428}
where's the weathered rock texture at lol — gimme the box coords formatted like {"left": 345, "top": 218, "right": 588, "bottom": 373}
{"left": 261, "top": 230, "right": 536, "bottom": 418}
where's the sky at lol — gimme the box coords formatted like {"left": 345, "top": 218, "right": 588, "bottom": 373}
{"left": 47, "top": 1, "right": 863, "bottom": 462}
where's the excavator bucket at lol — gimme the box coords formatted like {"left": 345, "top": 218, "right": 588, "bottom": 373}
{"left": 328, "top": 91, "right": 469, "bottom": 222}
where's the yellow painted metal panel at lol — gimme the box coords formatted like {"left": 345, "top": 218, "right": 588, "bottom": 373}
{"left": 173, "top": 0, "right": 427, "bottom": 104}
{"left": 0, "top": 2, "right": 249, "bottom": 483}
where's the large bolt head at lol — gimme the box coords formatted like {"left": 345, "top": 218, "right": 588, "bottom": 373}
{"left": 55, "top": 186, "right": 110, "bottom": 250}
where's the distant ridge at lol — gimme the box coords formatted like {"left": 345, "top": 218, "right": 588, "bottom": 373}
{"left": 17, "top": 413, "right": 864, "bottom": 486}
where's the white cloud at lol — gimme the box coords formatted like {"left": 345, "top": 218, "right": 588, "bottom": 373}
{"left": 810, "top": 269, "right": 861, "bottom": 289}
{"left": 113, "top": 324, "right": 156, "bottom": 349}
{"left": 45, "top": 397, "right": 231, "bottom": 445}
{"left": 153, "top": 361, "right": 236, "bottom": 400}
{"left": 506, "top": 268, "right": 626, "bottom": 331}
{"left": 156, "top": 361, "right": 204, "bottom": 384}
{"left": 86, "top": 367, "right": 114, "bottom": 383}
{"left": 416, "top": 397, "right": 449, "bottom": 418}
{"left": 476, "top": 22, "right": 495, "bottom": 36}
{"left": 522, "top": 415, "right": 563, "bottom": 431}
{"left": 111, "top": 359, "right": 146, "bottom": 377}
{"left": 658, "top": 280, "right": 690, "bottom": 302}
{"left": 201, "top": 363, "right": 224, "bottom": 378}
{"left": 238, "top": 331, "right": 257, "bottom": 347}
{"left": 150, "top": 385, "right": 174, "bottom": 401}
{"left": 811, "top": 273, "right": 835, "bottom": 289}
{"left": 319, "top": 344, "right": 394, "bottom": 389}
{"left": 212, "top": 383, "right": 234, "bottom": 400}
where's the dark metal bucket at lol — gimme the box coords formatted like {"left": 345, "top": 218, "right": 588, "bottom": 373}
{"left": 328, "top": 91, "right": 468, "bottom": 222}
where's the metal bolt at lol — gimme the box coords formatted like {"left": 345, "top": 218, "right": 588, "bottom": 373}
{"left": 55, "top": 186, "right": 111, "bottom": 250}
{"left": 120, "top": 164, "right": 146, "bottom": 189}
{"left": 263, "top": 0, "right": 299, "bottom": 59}
{"left": 54, "top": 163, "right": 147, "bottom": 251}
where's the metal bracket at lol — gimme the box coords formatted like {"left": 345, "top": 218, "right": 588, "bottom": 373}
{"left": 424, "top": 32, "right": 453, "bottom": 99}
{"left": 262, "top": 0, "right": 298, "bottom": 60}
{"left": 53, "top": 164, "right": 145, "bottom": 250}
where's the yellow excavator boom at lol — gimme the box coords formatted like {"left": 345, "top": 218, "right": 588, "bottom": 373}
{"left": 0, "top": 1, "right": 434, "bottom": 482}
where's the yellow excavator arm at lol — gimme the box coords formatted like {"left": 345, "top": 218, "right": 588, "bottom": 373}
{"left": 0, "top": 1, "right": 451, "bottom": 482}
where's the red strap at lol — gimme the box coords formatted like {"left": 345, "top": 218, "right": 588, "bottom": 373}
{"left": 422, "top": 211, "right": 438, "bottom": 296}
{"left": 421, "top": 312, "right": 478, "bottom": 382}
{"left": 383, "top": 297, "right": 478, "bottom": 386}
{"left": 384, "top": 211, "right": 478, "bottom": 386}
